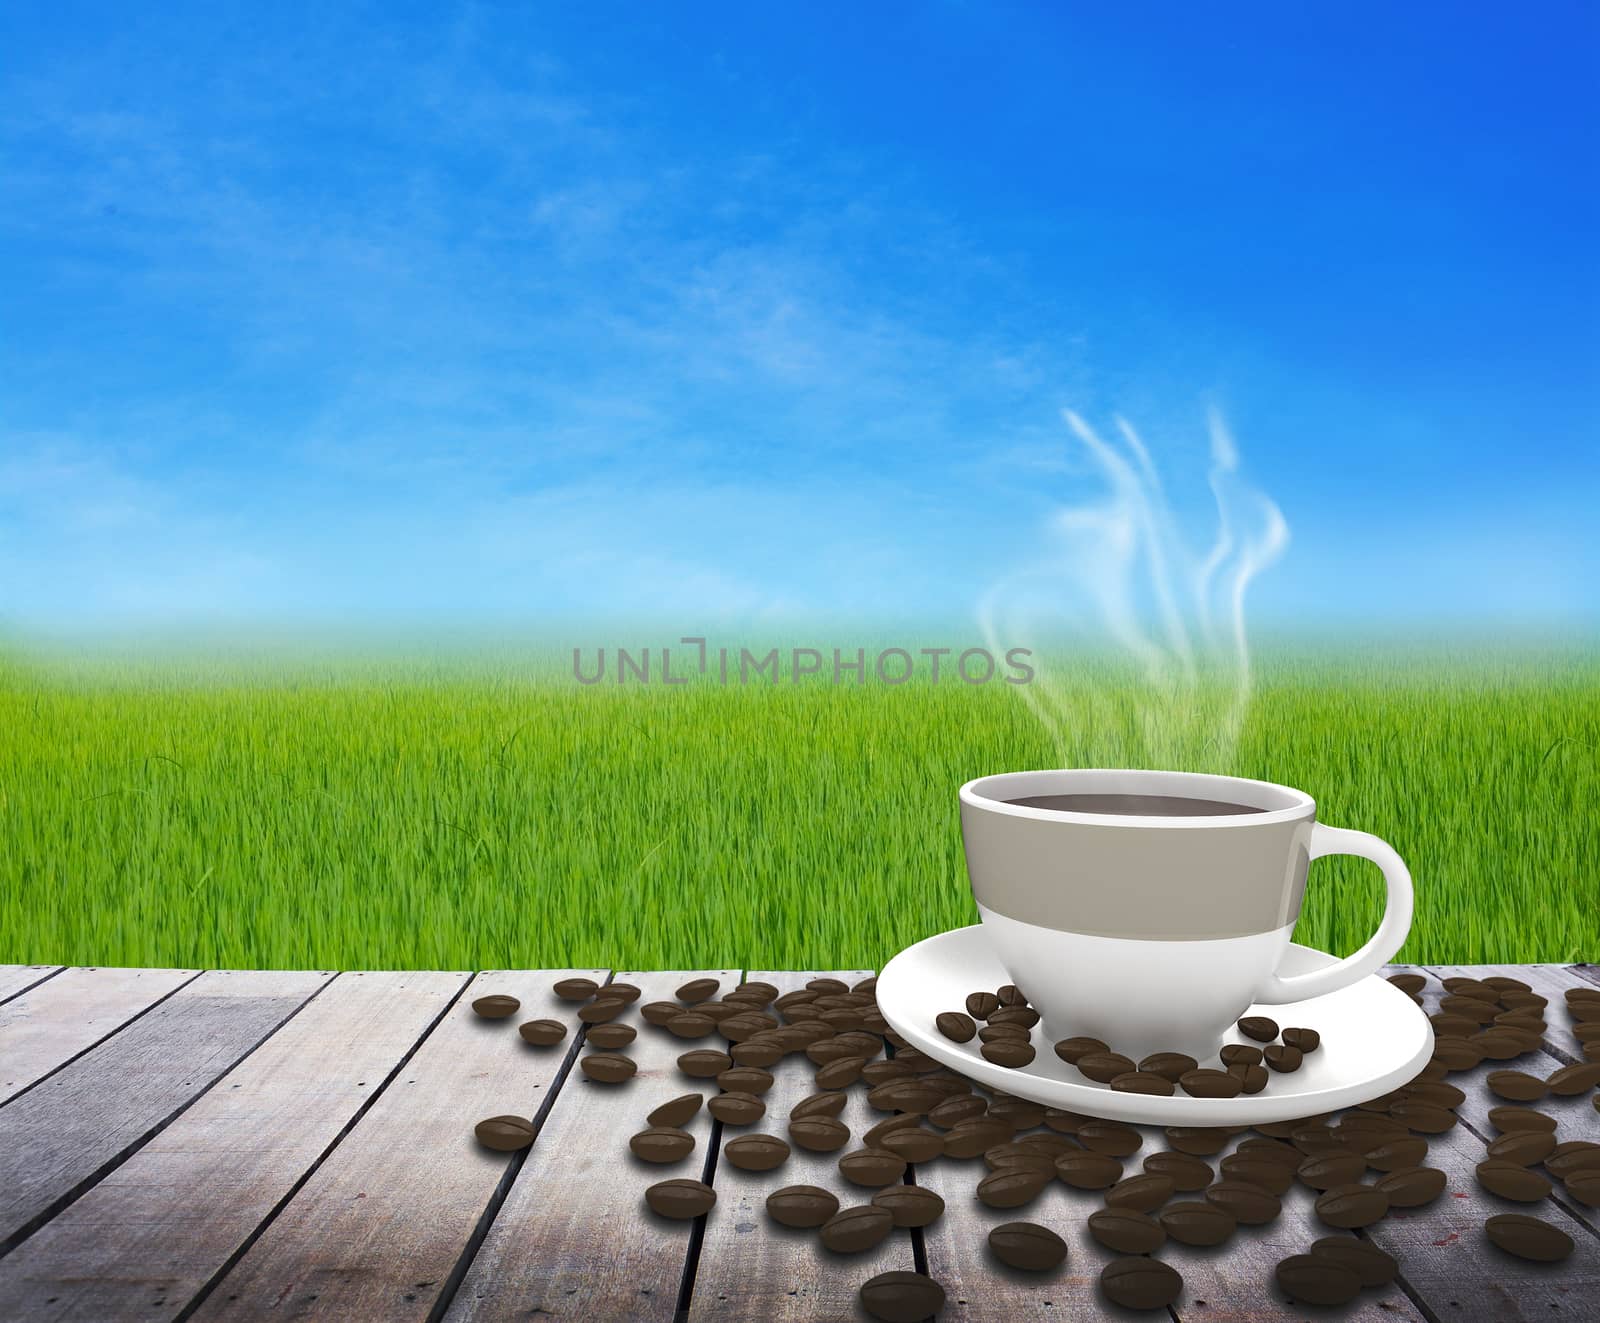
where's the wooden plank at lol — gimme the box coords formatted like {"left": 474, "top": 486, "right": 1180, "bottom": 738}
{"left": 0, "top": 966, "right": 202, "bottom": 1105}
{"left": 189, "top": 969, "right": 606, "bottom": 1323}
{"left": 0, "top": 968, "right": 332, "bottom": 1253}
{"left": 688, "top": 970, "right": 923, "bottom": 1323}
{"left": 443, "top": 969, "right": 738, "bottom": 1323}
{"left": 0, "top": 967, "right": 63, "bottom": 1005}
{"left": 0, "top": 970, "right": 466, "bottom": 1322}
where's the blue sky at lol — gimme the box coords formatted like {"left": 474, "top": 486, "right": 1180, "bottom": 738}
{"left": 2, "top": 1, "right": 1596, "bottom": 634}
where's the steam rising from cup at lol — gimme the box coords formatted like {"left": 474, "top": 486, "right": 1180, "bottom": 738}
{"left": 978, "top": 408, "right": 1289, "bottom": 768}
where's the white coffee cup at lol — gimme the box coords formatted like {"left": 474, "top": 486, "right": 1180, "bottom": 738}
{"left": 959, "top": 768, "right": 1414, "bottom": 1064}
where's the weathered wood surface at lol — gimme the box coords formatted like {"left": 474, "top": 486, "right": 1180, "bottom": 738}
{"left": 0, "top": 966, "right": 202, "bottom": 1105}
{"left": 0, "top": 966, "right": 62, "bottom": 1005}
{"left": 0, "top": 971, "right": 466, "bottom": 1322}
{"left": 0, "top": 969, "right": 332, "bottom": 1254}
{"left": 442, "top": 970, "right": 738, "bottom": 1323}
{"left": 689, "top": 970, "right": 920, "bottom": 1323}
{"left": 190, "top": 969, "right": 605, "bottom": 1323}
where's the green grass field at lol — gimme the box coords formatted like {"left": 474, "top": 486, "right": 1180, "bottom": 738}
{"left": 1, "top": 640, "right": 1596, "bottom": 970}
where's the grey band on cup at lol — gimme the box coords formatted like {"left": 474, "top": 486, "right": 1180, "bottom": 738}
{"left": 960, "top": 801, "right": 1314, "bottom": 941}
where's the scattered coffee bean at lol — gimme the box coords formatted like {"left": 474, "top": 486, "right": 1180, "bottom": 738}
{"left": 859, "top": 1270, "right": 945, "bottom": 1323}
{"left": 678, "top": 1049, "right": 733, "bottom": 1079}
{"left": 1054, "top": 1036, "right": 1109, "bottom": 1064}
{"left": 1308, "top": 1235, "right": 1398, "bottom": 1286}
{"left": 1131, "top": 1053, "right": 1195, "bottom": 1083}
{"left": 1376, "top": 1165, "right": 1446, "bottom": 1207}
{"left": 766, "top": 1184, "right": 839, "bottom": 1228}
{"left": 788, "top": 1116, "right": 851, "bottom": 1153}
{"left": 1315, "top": 1182, "right": 1389, "bottom": 1228}
{"left": 552, "top": 978, "right": 599, "bottom": 1001}
{"left": 982, "top": 1039, "right": 1036, "bottom": 1068}
{"left": 989, "top": 1220, "right": 1067, "bottom": 1271}
{"left": 1143, "top": 1151, "right": 1213, "bottom": 1191}
{"left": 1078, "top": 1121, "right": 1143, "bottom": 1157}
{"left": 666, "top": 1012, "right": 717, "bottom": 1039}
{"left": 978, "top": 1166, "right": 1051, "bottom": 1208}
{"left": 1018, "top": 1133, "right": 1077, "bottom": 1159}
{"left": 820, "top": 1204, "right": 895, "bottom": 1253}
{"left": 1228, "top": 1063, "right": 1269, "bottom": 1094}
{"left": 966, "top": 991, "right": 1001, "bottom": 1019}
{"left": 1112, "top": 1071, "right": 1176, "bottom": 1096}
{"left": 1547, "top": 1062, "right": 1600, "bottom": 1095}
{"left": 1432, "top": 1039, "right": 1486, "bottom": 1071}
{"left": 936, "top": 1011, "right": 976, "bottom": 1043}
{"left": 989, "top": 1006, "right": 1041, "bottom": 1030}
{"left": 873, "top": 1184, "right": 945, "bottom": 1228}
{"left": 840, "top": 1149, "right": 908, "bottom": 1188}
{"left": 1179, "top": 1069, "right": 1244, "bottom": 1099}
{"left": 927, "top": 1095, "right": 987, "bottom": 1128}
{"left": 880, "top": 1127, "right": 944, "bottom": 1163}
{"left": 1165, "top": 1126, "right": 1231, "bottom": 1156}
{"left": 1206, "top": 1180, "right": 1282, "bottom": 1225}
{"left": 1160, "top": 1200, "right": 1235, "bottom": 1246}
{"left": 808, "top": 1039, "right": 859, "bottom": 1066}
{"left": 1388, "top": 973, "right": 1427, "bottom": 994}
{"left": 474, "top": 1114, "right": 535, "bottom": 1152}
{"left": 1487, "top": 1070, "right": 1549, "bottom": 1102}
{"left": 1299, "top": 1152, "right": 1368, "bottom": 1191}
{"left": 1485, "top": 1212, "right": 1574, "bottom": 1262}
{"left": 1281, "top": 1026, "right": 1321, "bottom": 1053}
{"left": 996, "top": 983, "right": 1027, "bottom": 1005}
{"left": 1043, "top": 1107, "right": 1089, "bottom": 1134}
{"left": 792, "top": 1090, "right": 849, "bottom": 1121}
{"left": 1238, "top": 1016, "right": 1279, "bottom": 1042}
{"left": 989, "top": 1097, "right": 1046, "bottom": 1129}
{"left": 1432, "top": 1013, "right": 1480, "bottom": 1039}
{"left": 578, "top": 999, "right": 629, "bottom": 1024}
{"left": 517, "top": 1018, "right": 567, "bottom": 1046}
{"left": 648, "top": 1094, "right": 703, "bottom": 1128}
{"left": 640, "top": 1000, "right": 684, "bottom": 1026}
{"left": 1489, "top": 1105, "right": 1557, "bottom": 1134}
{"left": 1441, "top": 994, "right": 1499, "bottom": 1024}
{"left": 1089, "top": 1207, "right": 1167, "bottom": 1253}
{"left": 580, "top": 1052, "right": 637, "bottom": 1084}
{"left": 630, "top": 1126, "right": 696, "bottom": 1163}
{"left": 472, "top": 995, "right": 521, "bottom": 1019}
{"left": 716, "top": 1066, "right": 773, "bottom": 1095}
{"left": 587, "top": 1023, "right": 637, "bottom": 1049}
{"left": 1100, "top": 1256, "right": 1183, "bottom": 1311}
{"left": 1548, "top": 1143, "right": 1600, "bottom": 1179}
{"left": 1488, "top": 1131, "right": 1557, "bottom": 1166}
{"left": 723, "top": 1134, "right": 790, "bottom": 1171}
{"left": 816, "top": 1057, "right": 868, "bottom": 1090}
{"left": 1222, "top": 1156, "right": 1295, "bottom": 1195}
{"left": 1276, "top": 1254, "right": 1360, "bottom": 1306}
{"left": 1106, "top": 1172, "right": 1175, "bottom": 1212}
{"left": 944, "top": 1118, "right": 1015, "bottom": 1159}
{"left": 1408, "top": 1079, "right": 1466, "bottom": 1109}
{"left": 1391, "top": 1101, "right": 1457, "bottom": 1134}
{"left": 674, "top": 977, "right": 719, "bottom": 1003}
{"left": 709, "top": 1092, "right": 766, "bottom": 1126}
{"left": 985, "top": 1144, "right": 1055, "bottom": 1176}
{"left": 1566, "top": 1172, "right": 1600, "bottom": 1206}
{"left": 979, "top": 1023, "right": 1028, "bottom": 1045}
{"left": 1237, "top": 1137, "right": 1301, "bottom": 1167}
{"left": 1077, "top": 1051, "right": 1136, "bottom": 1083}
{"left": 645, "top": 1177, "right": 715, "bottom": 1219}
{"left": 1056, "top": 1150, "right": 1125, "bottom": 1190}
{"left": 1219, "top": 1044, "right": 1263, "bottom": 1067}
{"left": 1263, "top": 1044, "right": 1303, "bottom": 1073}
{"left": 1476, "top": 1159, "right": 1553, "bottom": 1201}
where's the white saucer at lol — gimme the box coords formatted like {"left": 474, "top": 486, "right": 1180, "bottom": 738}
{"left": 877, "top": 924, "right": 1433, "bottom": 1126}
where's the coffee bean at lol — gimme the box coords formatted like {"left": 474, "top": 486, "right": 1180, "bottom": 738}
{"left": 793, "top": 1090, "right": 849, "bottom": 1121}
{"left": 646, "top": 1093, "right": 702, "bottom": 1128}
{"left": 1388, "top": 973, "right": 1427, "bottom": 994}
{"left": 944, "top": 1118, "right": 1015, "bottom": 1158}
{"left": 799, "top": 977, "right": 843, "bottom": 997}
{"left": 864, "top": 1113, "right": 922, "bottom": 1147}
{"left": 678, "top": 1049, "right": 732, "bottom": 1079}
{"left": 1565, "top": 986, "right": 1600, "bottom": 1004}
{"left": 1291, "top": 1126, "right": 1347, "bottom": 1157}
{"left": 1486, "top": 1212, "right": 1574, "bottom": 1262}
{"left": 978, "top": 1023, "right": 1028, "bottom": 1045}
{"left": 1263, "top": 1044, "right": 1303, "bottom": 1073}
{"left": 1206, "top": 1180, "right": 1282, "bottom": 1224}
{"left": 1566, "top": 1172, "right": 1600, "bottom": 1206}
{"left": 1099, "top": 1257, "right": 1182, "bottom": 1311}
{"left": 645, "top": 1178, "right": 715, "bottom": 1219}
{"left": 1473, "top": 1028, "right": 1536, "bottom": 1060}
{"left": 1431, "top": 1013, "right": 1480, "bottom": 1039}
{"left": 1495, "top": 1011, "right": 1547, "bottom": 1033}
{"left": 1337, "top": 1112, "right": 1407, "bottom": 1141}
{"left": 1179, "top": 1069, "right": 1244, "bottom": 1099}
{"left": 1043, "top": 1107, "right": 1089, "bottom": 1134}
{"left": 927, "top": 1095, "right": 987, "bottom": 1128}
{"left": 1376, "top": 1165, "right": 1446, "bottom": 1207}
{"left": 1488, "top": 1131, "right": 1556, "bottom": 1166}
{"left": 1440, "top": 994, "right": 1499, "bottom": 1024}
{"left": 1106, "top": 1173, "right": 1175, "bottom": 1212}
{"left": 474, "top": 1115, "right": 535, "bottom": 1152}
{"left": 722, "top": 1134, "right": 790, "bottom": 1172}
{"left": 988, "top": 1098, "right": 1046, "bottom": 1129}
{"left": 807, "top": 1039, "right": 859, "bottom": 1066}
{"left": 722, "top": 1012, "right": 780, "bottom": 1042}
{"left": 879, "top": 1127, "right": 944, "bottom": 1163}
{"left": 1477, "top": 1159, "right": 1553, "bottom": 1201}
{"left": 674, "top": 977, "right": 719, "bottom": 1003}
{"left": 1054, "top": 1036, "right": 1109, "bottom": 1064}
{"left": 552, "top": 978, "right": 599, "bottom": 1001}
{"left": 1391, "top": 1101, "right": 1457, "bottom": 1134}
{"left": 1489, "top": 1105, "right": 1557, "bottom": 1133}
{"left": 630, "top": 1126, "right": 696, "bottom": 1163}
{"left": 1219, "top": 1044, "right": 1263, "bottom": 1067}
{"left": 1018, "top": 1133, "right": 1077, "bottom": 1158}
{"left": 873, "top": 1185, "right": 945, "bottom": 1228}
{"left": 978, "top": 1166, "right": 1051, "bottom": 1208}
{"left": 1222, "top": 1155, "right": 1295, "bottom": 1195}
{"left": 589, "top": 1023, "right": 638, "bottom": 1050}
{"left": 1309, "top": 1235, "right": 1399, "bottom": 1287}
{"left": 1079, "top": 1121, "right": 1142, "bottom": 1157}
{"left": 1089, "top": 1207, "right": 1167, "bottom": 1253}
{"left": 1443, "top": 976, "right": 1500, "bottom": 1001}
{"left": 517, "top": 1018, "right": 567, "bottom": 1046}
{"left": 1238, "top": 1016, "right": 1279, "bottom": 1042}
{"left": 1112, "top": 1071, "right": 1176, "bottom": 1096}
{"left": 861, "top": 1060, "right": 911, "bottom": 1088}
{"left": 578, "top": 998, "right": 629, "bottom": 1024}
{"left": 820, "top": 1204, "right": 894, "bottom": 1252}
{"left": 1143, "top": 1151, "right": 1213, "bottom": 1191}
{"left": 1408, "top": 1079, "right": 1466, "bottom": 1109}
{"left": 1229, "top": 1063, "right": 1269, "bottom": 1094}
{"left": 1547, "top": 1142, "right": 1600, "bottom": 1179}
{"left": 1432, "top": 1038, "right": 1486, "bottom": 1071}
{"left": 981, "top": 1039, "right": 1036, "bottom": 1068}
{"left": 1275, "top": 1253, "right": 1360, "bottom": 1306}
{"left": 472, "top": 995, "right": 521, "bottom": 1019}
{"left": 867, "top": 1080, "right": 935, "bottom": 1113}
{"left": 1076, "top": 1051, "right": 1136, "bottom": 1082}
{"left": 936, "top": 1011, "right": 976, "bottom": 1043}
{"left": 786, "top": 1114, "right": 848, "bottom": 1153}
{"left": 1485, "top": 1069, "right": 1548, "bottom": 1102}
{"left": 1298, "top": 1152, "right": 1368, "bottom": 1191}
{"left": 1160, "top": 1200, "right": 1235, "bottom": 1246}
{"left": 732, "top": 1037, "right": 780, "bottom": 1066}
{"left": 1055, "top": 1151, "right": 1125, "bottom": 1190}
{"left": 989, "top": 1220, "right": 1067, "bottom": 1271}
{"left": 766, "top": 1184, "right": 839, "bottom": 1228}
{"left": 1165, "top": 1126, "right": 1232, "bottom": 1156}
{"left": 603, "top": 983, "right": 641, "bottom": 1004}
{"left": 966, "top": 990, "right": 1001, "bottom": 1019}
{"left": 1281, "top": 1026, "right": 1321, "bottom": 1053}
{"left": 640, "top": 1000, "right": 682, "bottom": 1026}
{"left": 995, "top": 982, "right": 1027, "bottom": 1005}
{"left": 709, "top": 1092, "right": 765, "bottom": 1126}
{"left": 859, "top": 1271, "right": 945, "bottom": 1323}
{"left": 666, "top": 1012, "right": 717, "bottom": 1039}
{"left": 985, "top": 1144, "right": 1056, "bottom": 1176}
{"left": 1237, "top": 1137, "right": 1301, "bottom": 1168}
{"left": 854, "top": 975, "right": 878, "bottom": 994}
{"left": 1576, "top": 1023, "right": 1600, "bottom": 1044}
{"left": 840, "top": 1149, "right": 908, "bottom": 1188}
{"left": 816, "top": 1057, "right": 868, "bottom": 1090}
{"left": 1483, "top": 974, "right": 1531, "bottom": 994}
{"left": 580, "top": 1052, "right": 636, "bottom": 1083}
{"left": 1547, "top": 1062, "right": 1600, "bottom": 1095}
{"left": 1314, "top": 1182, "right": 1389, "bottom": 1228}
{"left": 1501, "top": 989, "right": 1547, "bottom": 1009}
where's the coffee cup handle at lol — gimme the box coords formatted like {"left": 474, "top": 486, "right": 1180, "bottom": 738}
{"left": 1252, "top": 823, "right": 1414, "bottom": 1005}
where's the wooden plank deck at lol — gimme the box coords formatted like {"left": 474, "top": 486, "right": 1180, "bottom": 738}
{"left": 0, "top": 963, "right": 1593, "bottom": 1321}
